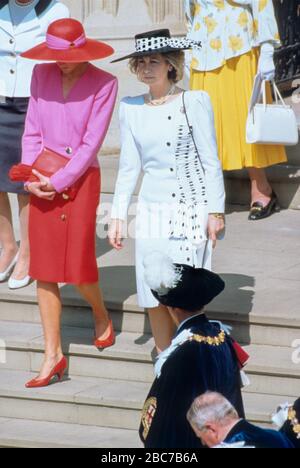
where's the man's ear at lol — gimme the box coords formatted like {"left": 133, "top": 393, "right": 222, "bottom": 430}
{"left": 204, "top": 423, "right": 218, "bottom": 437}
{"left": 205, "top": 423, "right": 215, "bottom": 431}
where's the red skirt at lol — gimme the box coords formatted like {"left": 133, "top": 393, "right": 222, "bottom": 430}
{"left": 29, "top": 168, "right": 100, "bottom": 285}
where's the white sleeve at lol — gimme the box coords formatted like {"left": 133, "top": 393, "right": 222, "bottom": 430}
{"left": 111, "top": 101, "right": 142, "bottom": 221}
{"left": 191, "top": 92, "right": 225, "bottom": 213}
{"left": 249, "top": 0, "right": 281, "bottom": 47}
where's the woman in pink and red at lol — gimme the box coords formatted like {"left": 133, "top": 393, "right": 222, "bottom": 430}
{"left": 19, "top": 18, "right": 118, "bottom": 388}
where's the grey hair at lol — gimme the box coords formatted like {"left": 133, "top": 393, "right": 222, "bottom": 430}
{"left": 187, "top": 392, "right": 239, "bottom": 432}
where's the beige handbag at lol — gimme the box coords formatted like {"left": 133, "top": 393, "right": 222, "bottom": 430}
{"left": 246, "top": 76, "right": 299, "bottom": 146}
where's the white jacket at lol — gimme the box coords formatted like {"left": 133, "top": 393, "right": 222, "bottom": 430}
{"left": 185, "top": 0, "right": 281, "bottom": 72}
{"left": 0, "top": 0, "right": 69, "bottom": 98}
{"left": 111, "top": 91, "right": 225, "bottom": 225}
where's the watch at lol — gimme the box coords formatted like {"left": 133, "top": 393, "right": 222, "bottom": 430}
{"left": 209, "top": 213, "right": 225, "bottom": 220}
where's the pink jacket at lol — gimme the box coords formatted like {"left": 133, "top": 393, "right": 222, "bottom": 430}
{"left": 22, "top": 63, "right": 118, "bottom": 193}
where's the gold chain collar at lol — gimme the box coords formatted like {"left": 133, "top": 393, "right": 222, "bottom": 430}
{"left": 288, "top": 407, "right": 300, "bottom": 439}
{"left": 190, "top": 330, "right": 226, "bottom": 346}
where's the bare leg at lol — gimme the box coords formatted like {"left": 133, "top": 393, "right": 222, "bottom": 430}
{"left": 0, "top": 192, "right": 18, "bottom": 272}
{"left": 36, "top": 281, "right": 64, "bottom": 380}
{"left": 11, "top": 194, "right": 30, "bottom": 280}
{"left": 148, "top": 304, "right": 176, "bottom": 354}
{"left": 76, "top": 283, "right": 111, "bottom": 340}
{"left": 248, "top": 167, "right": 273, "bottom": 206}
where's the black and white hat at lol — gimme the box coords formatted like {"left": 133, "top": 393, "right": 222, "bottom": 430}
{"left": 111, "top": 29, "right": 201, "bottom": 63}
{"left": 143, "top": 252, "right": 225, "bottom": 312}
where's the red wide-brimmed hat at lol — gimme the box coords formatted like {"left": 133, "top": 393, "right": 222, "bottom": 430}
{"left": 21, "top": 18, "right": 114, "bottom": 62}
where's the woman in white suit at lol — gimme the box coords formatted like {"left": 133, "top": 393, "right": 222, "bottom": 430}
{"left": 0, "top": 0, "right": 69, "bottom": 289}
{"left": 109, "top": 30, "right": 225, "bottom": 353}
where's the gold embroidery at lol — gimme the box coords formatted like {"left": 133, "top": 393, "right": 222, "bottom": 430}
{"left": 288, "top": 407, "right": 300, "bottom": 439}
{"left": 141, "top": 397, "right": 157, "bottom": 440}
{"left": 190, "top": 330, "right": 226, "bottom": 346}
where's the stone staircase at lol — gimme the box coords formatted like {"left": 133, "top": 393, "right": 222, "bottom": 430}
{"left": 225, "top": 143, "right": 300, "bottom": 210}
{"left": 0, "top": 293, "right": 299, "bottom": 448}
{"left": 0, "top": 198, "right": 299, "bottom": 448}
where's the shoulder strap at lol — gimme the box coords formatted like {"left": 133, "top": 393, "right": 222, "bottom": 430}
{"left": 182, "top": 91, "right": 205, "bottom": 174}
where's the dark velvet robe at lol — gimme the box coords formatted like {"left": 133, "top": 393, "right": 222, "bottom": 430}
{"left": 225, "top": 420, "right": 294, "bottom": 449}
{"left": 139, "top": 314, "right": 245, "bottom": 449}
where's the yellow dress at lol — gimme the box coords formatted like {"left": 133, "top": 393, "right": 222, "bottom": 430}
{"left": 187, "top": 0, "right": 287, "bottom": 171}
{"left": 190, "top": 48, "right": 287, "bottom": 171}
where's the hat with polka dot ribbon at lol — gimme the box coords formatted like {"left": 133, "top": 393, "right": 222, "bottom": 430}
{"left": 111, "top": 29, "right": 201, "bottom": 63}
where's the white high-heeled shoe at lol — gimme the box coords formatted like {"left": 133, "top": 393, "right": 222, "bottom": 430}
{"left": 8, "top": 275, "right": 32, "bottom": 290}
{"left": 0, "top": 252, "right": 19, "bottom": 283}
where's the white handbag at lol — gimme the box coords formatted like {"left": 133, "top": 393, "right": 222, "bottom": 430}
{"left": 246, "top": 76, "right": 299, "bottom": 146}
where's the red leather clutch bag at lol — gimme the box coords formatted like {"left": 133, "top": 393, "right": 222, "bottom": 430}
{"left": 9, "top": 148, "right": 77, "bottom": 200}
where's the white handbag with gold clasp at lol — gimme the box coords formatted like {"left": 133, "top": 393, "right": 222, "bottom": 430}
{"left": 246, "top": 75, "right": 299, "bottom": 146}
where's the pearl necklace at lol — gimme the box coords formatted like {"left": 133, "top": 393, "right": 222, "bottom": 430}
{"left": 148, "top": 85, "right": 177, "bottom": 106}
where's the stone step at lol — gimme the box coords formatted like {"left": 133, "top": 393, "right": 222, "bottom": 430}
{"left": 0, "top": 288, "right": 153, "bottom": 337}
{"left": 0, "top": 369, "right": 296, "bottom": 432}
{"left": 242, "top": 392, "right": 298, "bottom": 426}
{"left": 0, "top": 320, "right": 156, "bottom": 383}
{"left": 286, "top": 143, "right": 300, "bottom": 167}
{"left": 0, "top": 370, "right": 148, "bottom": 431}
{"left": 1, "top": 292, "right": 300, "bottom": 349}
{"left": 0, "top": 417, "right": 141, "bottom": 448}
{"left": 4, "top": 200, "right": 299, "bottom": 349}
{"left": 225, "top": 164, "right": 300, "bottom": 210}
{"left": 224, "top": 105, "right": 300, "bottom": 210}
{"left": 1, "top": 321, "right": 299, "bottom": 396}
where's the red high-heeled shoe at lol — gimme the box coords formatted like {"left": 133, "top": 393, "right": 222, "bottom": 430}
{"left": 94, "top": 320, "right": 115, "bottom": 350}
{"left": 25, "top": 356, "right": 68, "bottom": 388}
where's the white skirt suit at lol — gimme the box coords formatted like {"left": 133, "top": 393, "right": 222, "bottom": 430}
{"left": 111, "top": 91, "right": 225, "bottom": 308}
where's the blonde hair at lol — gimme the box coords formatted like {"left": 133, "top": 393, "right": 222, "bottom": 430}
{"left": 129, "top": 51, "right": 185, "bottom": 83}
